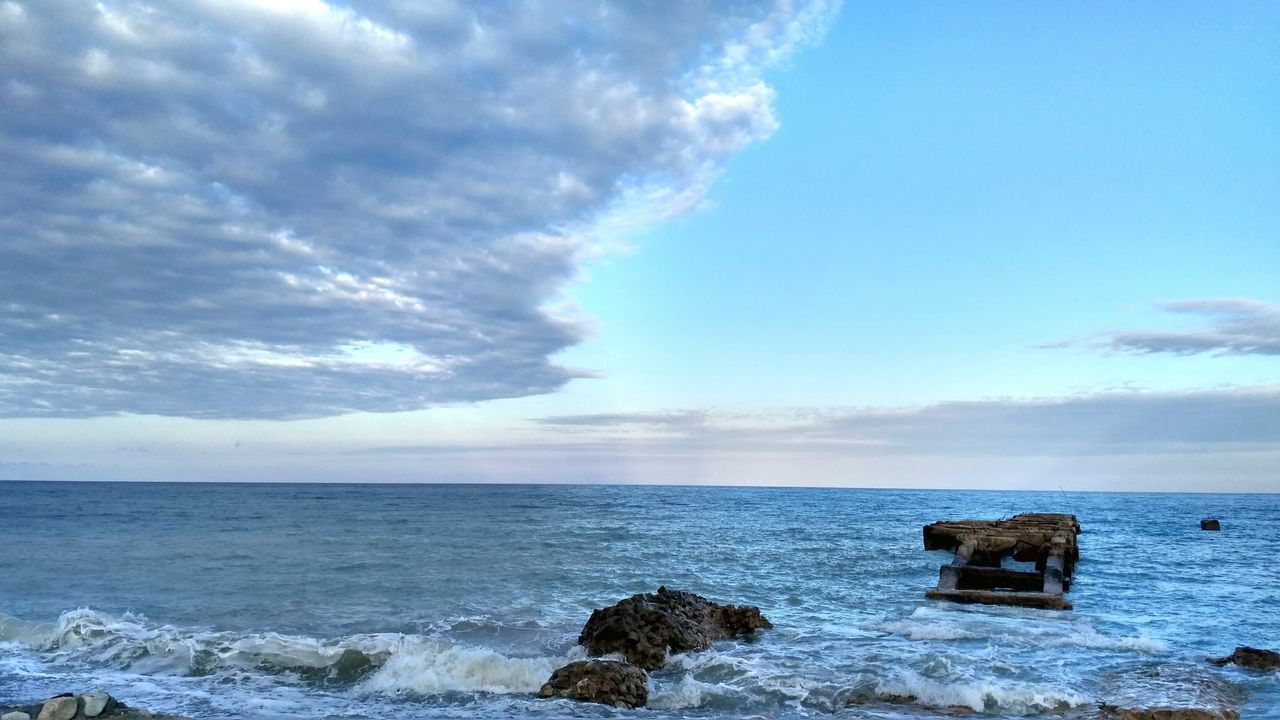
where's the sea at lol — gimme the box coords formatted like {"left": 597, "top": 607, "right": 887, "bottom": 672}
{"left": 1, "top": 482, "right": 1277, "bottom": 719}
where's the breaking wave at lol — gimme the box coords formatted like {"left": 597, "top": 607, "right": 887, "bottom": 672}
{"left": 850, "top": 670, "right": 1090, "bottom": 714}
{"left": 0, "top": 609, "right": 571, "bottom": 696}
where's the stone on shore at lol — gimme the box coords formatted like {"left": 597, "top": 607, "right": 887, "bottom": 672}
{"left": 1208, "top": 646, "right": 1280, "bottom": 671}
{"left": 538, "top": 660, "right": 648, "bottom": 708}
{"left": 3, "top": 693, "right": 189, "bottom": 720}
{"left": 81, "top": 692, "right": 112, "bottom": 718}
{"left": 577, "top": 586, "right": 772, "bottom": 670}
{"left": 35, "top": 697, "right": 77, "bottom": 720}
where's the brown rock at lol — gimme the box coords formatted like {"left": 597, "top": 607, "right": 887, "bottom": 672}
{"left": 538, "top": 660, "right": 648, "bottom": 708}
{"left": 577, "top": 586, "right": 771, "bottom": 670}
{"left": 1200, "top": 519, "right": 1221, "bottom": 531}
{"left": 1208, "top": 646, "right": 1280, "bottom": 671}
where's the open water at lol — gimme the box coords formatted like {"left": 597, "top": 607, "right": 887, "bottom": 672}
{"left": 0, "top": 482, "right": 1277, "bottom": 719}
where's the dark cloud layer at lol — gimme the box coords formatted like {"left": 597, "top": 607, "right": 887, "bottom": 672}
{"left": 1091, "top": 298, "right": 1280, "bottom": 357}
{"left": 533, "top": 388, "right": 1280, "bottom": 456}
{"left": 0, "top": 0, "right": 835, "bottom": 418}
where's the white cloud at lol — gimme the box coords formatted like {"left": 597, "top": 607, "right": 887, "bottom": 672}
{"left": 0, "top": 0, "right": 838, "bottom": 418}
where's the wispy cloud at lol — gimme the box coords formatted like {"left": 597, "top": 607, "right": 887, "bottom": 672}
{"left": 1049, "top": 297, "right": 1280, "bottom": 357}
{"left": 0, "top": 0, "right": 838, "bottom": 419}
{"left": 528, "top": 388, "right": 1280, "bottom": 456}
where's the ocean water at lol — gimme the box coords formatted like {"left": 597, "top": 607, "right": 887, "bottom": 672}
{"left": 1, "top": 482, "right": 1277, "bottom": 719}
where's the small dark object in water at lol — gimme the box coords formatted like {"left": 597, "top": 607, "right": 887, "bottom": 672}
{"left": 922, "top": 513, "right": 1080, "bottom": 610}
{"left": 1200, "top": 518, "right": 1221, "bottom": 531}
{"left": 1208, "top": 646, "right": 1280, "bottom": 671}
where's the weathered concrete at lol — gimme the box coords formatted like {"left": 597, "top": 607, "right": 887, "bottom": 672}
{"left": 924, "top": 587, "right": 1072, "bottom": 610}
{"left": 923, "top": 513, "right": 1080, "bottom": 610}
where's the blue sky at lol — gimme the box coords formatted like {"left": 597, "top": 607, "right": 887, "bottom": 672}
{"left": 0, "top": 1, "right": 1276, "bottom": 489}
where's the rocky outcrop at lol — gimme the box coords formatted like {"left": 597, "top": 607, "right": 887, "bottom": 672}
{"left": 1208, "top": 646, "right": 1280, "bottom": 671}
{"left": 577, "top": 586, "right": 772, "bottom": 670}
{"left": 1200, "top": 518, "right": 1221, "bottom": 531}
{"left": 2, "top": 692, "right": 190, "bottom": 720}
{"left": 539, "top": 587, "right": 772, "bottom": 710}
{"left": 537, "top": 660, "right": 648, "bottom": 708}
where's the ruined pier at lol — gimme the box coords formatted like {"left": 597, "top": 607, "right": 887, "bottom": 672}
{"left": 923, "top": 513, "right": 1079, "bottom": 610}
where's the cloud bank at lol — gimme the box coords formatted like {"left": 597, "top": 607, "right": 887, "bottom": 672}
{"left": 1057, "top": 298, "right": 1280, "bottom": 358}
{"left": 0, "top": 0, "right": 836, "bottom": 419}
{"left": 532, "top": 388, "right": 1280, "bottom": 456}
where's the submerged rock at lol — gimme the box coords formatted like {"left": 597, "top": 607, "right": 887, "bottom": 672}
{"left": 538, "top": 660, "right": 648, "bottom": 708}
{"left": 1208, "top": 646, "right": 1280, "bottom": 671}
{"left": 577, "top": 586, "right": 772, "bottom": 670}
{"left": 1098, "top": 663, "right": 1242, "bottom": 720}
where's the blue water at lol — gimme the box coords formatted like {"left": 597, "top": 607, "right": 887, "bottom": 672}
{"left": 1, "top": 482, "right": 1277, "bottom": 718}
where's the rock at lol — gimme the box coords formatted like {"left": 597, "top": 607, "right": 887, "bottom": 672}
{"left": 34, "top": 696, "right": 77, "bottom": 720}
{"left": 577, "top": 586, "right": 772, "bottom": 669}
{"left": 1200, "top": 518, "right": 1220, "bottom": 531}
{"left": 81, "top": 692, "right": 113, "bottom": 718}
{"left": 4, "top": 694, "right": 189, "bottom": 720}
{"left": 1098, "top": 663, "right": 1242, "bottom": 720}
{"left": 1208, "top": 646, "right": 1280, "bottom": 671}
{"left": 538, "top": 660, "right": 648, "bottom": 708}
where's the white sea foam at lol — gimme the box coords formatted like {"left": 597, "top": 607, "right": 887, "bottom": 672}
{"left": 872, "top": 670, "right": 1090, "bottom": 713}
{"left": 871, "top": 619, "right": 981, "bottom": 641}
{"left": 358, "top": 637, "right": 574, "bottom": 695}
{"left": 1049, "top": 626, "right": 1167, "bottom": 653}
{"left": 649, "top": 676, "right": 727, "bottom": 709}
{"left": 871, "top": 608, "right": 1167, "bottom": 654}
{"left": 37, "top": 608, "right": 199, "bottom": 673}
{"left": 3, "top": 606, "right": 577, "bottom": 697}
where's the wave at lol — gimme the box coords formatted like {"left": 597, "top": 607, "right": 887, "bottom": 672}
{"left": 648, "top": 676, "right": 734, "bottom": 710}
{"left": 849, "top": 670, "right": 1090, "bottom": 714}
{"left": 357, "top": 638, "right": 575, "bottom": 695}
{"left": 867, "top": 607, "right": 1167, "bottom": 654}
{"left": 0, "top": 608, "right": 571, "bottom": 696}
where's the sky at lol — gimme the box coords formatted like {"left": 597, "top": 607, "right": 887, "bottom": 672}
{"left": 0, "top": 0, "right": 1277, "bottom": 490}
